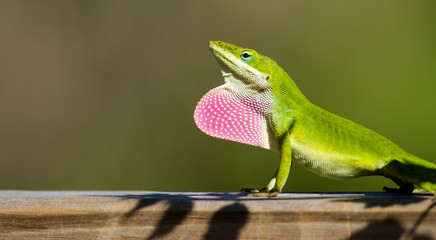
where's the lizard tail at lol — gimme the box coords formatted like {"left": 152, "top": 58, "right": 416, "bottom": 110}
{"left": 382, "top": 155, "right": 436, "bottom": 193}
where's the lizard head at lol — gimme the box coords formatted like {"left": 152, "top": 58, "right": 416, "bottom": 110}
{"left": 194, "top": 41, "right": 279, "bottom": 151}
{"left": 208, "top": 41, "right": 276, "bottom": 91}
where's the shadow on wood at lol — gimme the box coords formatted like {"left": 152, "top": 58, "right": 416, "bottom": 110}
{"left": 204, "top": 202, "right": 249, "bottom": 240}
{"left": 118, "top": 193, "right": 249, "bottom": 239}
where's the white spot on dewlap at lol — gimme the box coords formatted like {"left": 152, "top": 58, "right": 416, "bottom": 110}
{"left": 194, "top": 87, "right": 271, "bottom": 149}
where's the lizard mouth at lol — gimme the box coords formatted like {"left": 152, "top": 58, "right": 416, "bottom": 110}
{"left": 208, "top": 41, "right": 238, "bottom": 75}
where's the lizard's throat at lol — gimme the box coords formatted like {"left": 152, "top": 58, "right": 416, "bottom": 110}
{"left": 219, "top": 62, "right": 233, "bottom": 78}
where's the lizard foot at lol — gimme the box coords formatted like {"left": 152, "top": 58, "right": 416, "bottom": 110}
{"left": 240, "top": 188, "right": 259, "bottom": 193}
{"left": 241, "top": 188, "right": 279, "bottom": 197}
{"left": 247, "top": 191, "right": 279, "bottom": 198}
{"left": 383, "top": 186, "right": 414, "bottom": 194}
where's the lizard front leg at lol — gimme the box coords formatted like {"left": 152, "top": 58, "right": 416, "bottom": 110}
{"left": 245, "top": 133, "right": 293, "bottom": 197}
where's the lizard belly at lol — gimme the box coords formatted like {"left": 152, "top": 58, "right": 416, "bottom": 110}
{"left": 291, "top": 141, "right": 376, "bottom": 180}
{"left": 287, "top": 106, "right": 394, "bottom": 180}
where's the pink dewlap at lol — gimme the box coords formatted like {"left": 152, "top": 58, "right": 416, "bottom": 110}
{"left": 194, "top": 87, "right": 270, "bottom": 149}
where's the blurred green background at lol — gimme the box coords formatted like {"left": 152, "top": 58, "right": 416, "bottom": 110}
{"left": 0, "top": 1, "right": 434, "bottom": 192}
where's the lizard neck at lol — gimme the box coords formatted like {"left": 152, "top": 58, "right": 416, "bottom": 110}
{"left": 269, "top": 65, "right": 311, "bottom": 138}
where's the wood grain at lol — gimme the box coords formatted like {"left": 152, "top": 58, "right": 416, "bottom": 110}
{"left": 0, "top": 191, "right": 435, "bottom": 239}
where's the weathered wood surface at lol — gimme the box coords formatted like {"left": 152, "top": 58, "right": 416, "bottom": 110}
{"left": 0, "top": 191, "right": 435, "bottom": 239}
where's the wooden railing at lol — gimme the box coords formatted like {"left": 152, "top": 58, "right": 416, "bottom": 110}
{"left": 0, "top": 191, "right": 435, "bottom": 239}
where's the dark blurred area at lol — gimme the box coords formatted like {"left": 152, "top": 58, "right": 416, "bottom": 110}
{"left": 0, "top": 1, "right": 434, "bottom": 191}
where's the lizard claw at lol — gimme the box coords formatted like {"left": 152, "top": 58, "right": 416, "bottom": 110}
{"left": 241, "top": 187, "right": 280, "bottom": 197}
{"left": 240, "top": 188, "right": 259, "bottom": 193}
{"left": 246, "top": 191, "right": 279, "bottom": 198}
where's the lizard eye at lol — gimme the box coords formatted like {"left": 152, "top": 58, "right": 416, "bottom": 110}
{"left": 241, "top": 51, "right": 254, "bottom": 63}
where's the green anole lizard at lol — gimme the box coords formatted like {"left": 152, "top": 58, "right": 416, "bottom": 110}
{"left": 194, "top": 41, "right": 436, "bottom": 197}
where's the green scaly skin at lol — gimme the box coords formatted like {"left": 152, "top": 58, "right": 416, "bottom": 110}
{"left": 204, "top": 41, "right": 436, "bottom": 197}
